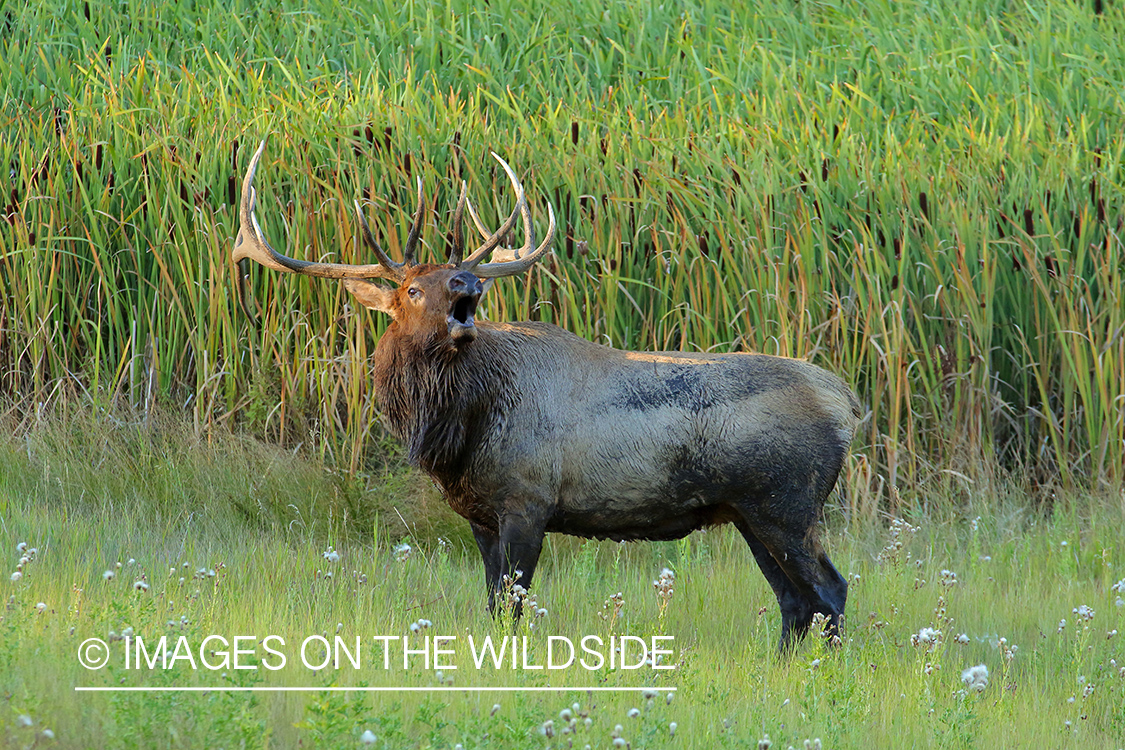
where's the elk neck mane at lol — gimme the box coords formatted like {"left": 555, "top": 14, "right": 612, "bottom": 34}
{"left": 371, "top": 324, "right": 519, "bottom": 480}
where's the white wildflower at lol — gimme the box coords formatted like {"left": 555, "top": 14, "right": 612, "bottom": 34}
{"left": 961, "top": 664, "right": 989, "bottom": 692}
{"left": 359, "top": 729, "right": 376, "bottom": 745}
{"left": 1073, "top": 604, "right": 1095, "bottom": 621}
{"left": 912, "top": 627, "right": 942, "bottom": 648}
{"left": 36, "top": 602, "right": 46, "bottom": 613}
{"left": 9, "top": 571, "right": 21, "bottom": 582}
{"left": 323, "top": 547, "right": 340, "bottom": 563}
{"left": 653, "top": 567, "right": 675, "bottom": 603}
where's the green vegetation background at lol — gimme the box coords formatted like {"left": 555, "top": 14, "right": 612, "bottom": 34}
{"left": 3, "top": 0, "right": 1125, "bottom": 502}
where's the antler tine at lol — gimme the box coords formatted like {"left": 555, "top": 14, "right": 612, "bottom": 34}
{"left": 233, "top": 140, "right": 408, "bottom": 320}
{"left": 472, "top": 201, "right": 556, "bottom": 278}
{"left": 458, "top": 198, "right": 522, "bottom": 269}
{"left": 460, "top": 154, "right": 534, "bottom": 270}
{"left": 464, "top": 193, "right": 492, "bottom": 241}
{"left": 468, "top": 153, "right": 555, "bottom": 278}
{"left": 401, "top": 176, "right": 426, "bottom": 267}
{"left": 352, "top": 200, "right": 406, "bottom": 279}
{"left": 448, "top": 180, "right": 467, "bottom": 265}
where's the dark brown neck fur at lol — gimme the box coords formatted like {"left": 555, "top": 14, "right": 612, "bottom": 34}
{"left": 372, "top": 325, "right": 516, "bottom": 485}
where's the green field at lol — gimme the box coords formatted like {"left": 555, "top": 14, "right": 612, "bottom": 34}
{"left": 2, "top": 417, "right": 1124, "bottom": 748}
{"left": 2, "top": 0, "right": 1125, "bottom": 746}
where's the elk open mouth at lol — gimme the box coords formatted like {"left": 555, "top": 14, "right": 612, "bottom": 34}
{"left": 447, "top": 292, "right": 480, "bottom": 344}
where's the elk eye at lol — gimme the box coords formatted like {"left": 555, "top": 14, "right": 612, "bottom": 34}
{"left": 407, "top": 287, "right": 423, "bottom": 299}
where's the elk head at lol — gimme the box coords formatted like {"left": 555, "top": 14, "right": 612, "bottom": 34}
{"left": 232, "top": 140, "right": 556, "bottom": 348}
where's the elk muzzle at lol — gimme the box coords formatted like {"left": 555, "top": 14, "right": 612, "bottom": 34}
{"left": 447, "top": 271, "right": 483, "bottom": 344}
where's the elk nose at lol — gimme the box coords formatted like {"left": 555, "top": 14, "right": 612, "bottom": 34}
{"left": 448, "top": 271, "right": 482, "bottom": 296}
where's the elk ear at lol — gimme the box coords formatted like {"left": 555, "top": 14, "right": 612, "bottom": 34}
{"left": 344, "top": 279, "right": 396, "bottom": 315}
{"left": 480, "top": 278, "right": 496, "bottom": 296}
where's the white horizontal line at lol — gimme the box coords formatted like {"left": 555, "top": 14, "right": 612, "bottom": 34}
{"left": 76, "top": 686, "right": 676, "bottom": 693}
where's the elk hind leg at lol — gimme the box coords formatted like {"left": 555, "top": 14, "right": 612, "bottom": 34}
{"left": 736, "top": 506, "right": 848, "bottom": 651}
{"left": 734, "top": 518, "right": 813, "bottom": 652}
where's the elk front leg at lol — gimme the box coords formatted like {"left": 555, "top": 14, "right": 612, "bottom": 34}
{"left": 497, "top": 510, "right": 548, "bottom": 618}
{"left": 470, "top": 522, "right": 502, "bottom": 612}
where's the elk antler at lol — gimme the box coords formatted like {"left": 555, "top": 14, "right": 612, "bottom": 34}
{"left": 233, "top": 141, "right": 555, "bottom": 319}
{"left": 352, "top": 176, "right": 426, "bottom": 279}
{"left": 456, "top": 154, "right": 557, "bottom": 279}
{"left": 233, "top": 140, "right": 414, "bottom": 319}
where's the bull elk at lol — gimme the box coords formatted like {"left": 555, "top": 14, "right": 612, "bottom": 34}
{"left": 233, "top": 141, "right": 861, "bottom": 650}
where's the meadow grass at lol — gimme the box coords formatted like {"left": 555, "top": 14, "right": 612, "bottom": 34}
{"left": 1, "top": 415, "right": 1124, "bottom": 748}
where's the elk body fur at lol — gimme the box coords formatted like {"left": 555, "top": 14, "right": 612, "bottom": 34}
{"left": 235, "top": 142, "right": 861, "bottom": 650}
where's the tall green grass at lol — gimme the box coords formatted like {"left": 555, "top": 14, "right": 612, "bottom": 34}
{"left": 2, "top": 0, "right": 1124, "bottom": 506}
